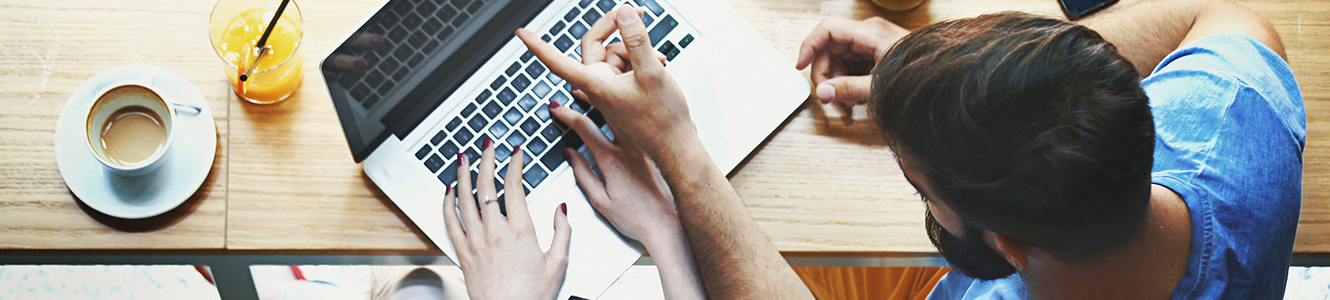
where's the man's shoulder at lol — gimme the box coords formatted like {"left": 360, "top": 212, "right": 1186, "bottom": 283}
{"left": 925, "top": 272, "right": 1029, "bottom": 300}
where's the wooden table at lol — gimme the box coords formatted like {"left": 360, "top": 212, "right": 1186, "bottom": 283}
{"left": 1, "top": 0, "right": 1327, "bottom": 256}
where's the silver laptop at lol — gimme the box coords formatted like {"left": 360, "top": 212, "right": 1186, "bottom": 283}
{"left": 321, "top": 0, "right": 808, "bottom": 298}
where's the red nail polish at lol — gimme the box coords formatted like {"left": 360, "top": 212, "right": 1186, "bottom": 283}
{"left": 570, "top": 86, "right": 580, "bottom": 92}
{"left": 445, "top": 184, "right": 451, "bottom": 195}
{"left": 482, "top": 137, "right": 492, "bottom": 149}
{"left": 548, "top": 100, "right": 561, "bottom": 110}
{"left": 559, "top": 203, "right": 567, "bottom": 214}
{"left": 563, "top": 148, "right": 575, "bottom": 159}
{"left": 513, "top": 145, "right": 522, "bottom": 154}
{"left": 457, "top": 153, "right": 465, "bottom": 165}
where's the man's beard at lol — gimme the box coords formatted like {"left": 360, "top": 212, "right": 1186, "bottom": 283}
{"left": 927, "top": 208, "right": 1018, "bottom": 280}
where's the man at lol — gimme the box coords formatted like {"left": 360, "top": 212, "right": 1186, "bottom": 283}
{"left": 518, "top": 0, "right": 1304, "bottom": 298}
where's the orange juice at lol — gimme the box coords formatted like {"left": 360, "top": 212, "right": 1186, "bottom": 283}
{"left": 211, "top": 2, "right": 303, "bottom": 104}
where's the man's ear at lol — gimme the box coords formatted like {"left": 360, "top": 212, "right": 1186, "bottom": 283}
{"left": 988, "top": 232, "right": 1031, "bottom": 271}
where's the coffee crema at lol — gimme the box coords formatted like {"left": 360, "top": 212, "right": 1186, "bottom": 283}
{"left": 99, "top": 105, "right": 167, "bottom": 165}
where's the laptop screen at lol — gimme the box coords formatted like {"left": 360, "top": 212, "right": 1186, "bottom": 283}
{"left": 323, "top": 0, "right": 552, "bottom": 162}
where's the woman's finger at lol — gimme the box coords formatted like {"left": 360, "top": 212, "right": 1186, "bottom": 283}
{"left": 565, "top": 147, "right": 612, "bottom": 211}
{"left": 549, "top": 101, "right": 614, "bottom": 154}
{"left": 503, "top": 146, "right": 534, "bottom": 228}
{"left": 441, "top": 185, "right": 471, "bottom": 261}
{"left": 545, "top": 203, "right": 572, "bottom": 274}
{"left": 454, "top": 154, "right": 487, "bottom": 247}
{"left": 476, "top": 138, "right": 507, "bottom": 230}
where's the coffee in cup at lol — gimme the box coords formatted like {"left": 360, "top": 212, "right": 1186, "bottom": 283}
{"left": 86, "top": 83, "right": 175, "bottom": 177}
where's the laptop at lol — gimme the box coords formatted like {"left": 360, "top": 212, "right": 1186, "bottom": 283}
{"left": 320, "top": 0, "right": 808, "bottom": 298}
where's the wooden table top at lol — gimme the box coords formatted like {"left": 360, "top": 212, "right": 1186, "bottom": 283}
{"left": 1, "top": 0, "right": 1326, "bottom": 255}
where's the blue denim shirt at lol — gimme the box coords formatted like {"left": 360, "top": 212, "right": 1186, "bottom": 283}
{"left": 926, "top": 33, "right": 1306, "bottom": 300}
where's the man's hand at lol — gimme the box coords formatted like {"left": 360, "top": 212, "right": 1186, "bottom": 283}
{"left": 797, "top": 17, "right": 909, "bottom": 105}
{"left": 516, "top": 5, "right": 693, "bottom": 159}
{"left": 442, "top": 141, "right": 571, "bottom": 300}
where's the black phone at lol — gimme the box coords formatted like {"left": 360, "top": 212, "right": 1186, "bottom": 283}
{"left": 1058, "top": 0, "right": 1118, "bottom": 20}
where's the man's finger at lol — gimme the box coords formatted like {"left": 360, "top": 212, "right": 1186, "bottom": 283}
{"left": 580, "top": 6, "right": 621, "bottom": 64}
{"left": 817, "top": 75, "right": 874, "bottom": 104}
{"left": 517, "top": 28, "right": 595, "bottom": 91}
{"left": 611, "top": 6, "right": 663, "bottom": 77}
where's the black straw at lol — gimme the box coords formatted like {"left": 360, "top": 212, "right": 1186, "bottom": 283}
{"left": 240, "top": 0, "right": 291, "bottom": 82}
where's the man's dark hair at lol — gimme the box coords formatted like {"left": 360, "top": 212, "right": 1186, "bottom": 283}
{"left": 871, "top": 12, "right": 1155, "bottom": 261}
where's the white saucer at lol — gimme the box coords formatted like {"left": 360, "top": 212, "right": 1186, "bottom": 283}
{"left": 54, "top": 64, "right": 217, "bottom": 219}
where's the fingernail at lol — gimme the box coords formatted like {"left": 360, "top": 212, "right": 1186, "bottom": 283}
{"left": 559, "top": 203, "right": 568, "bottom": 215}
{"left": 371, "top": 36, "right": 387, "bottom": 47}
{"left": 353, "top": 59, "right": 369, "bottom": 71}
{"left": 816, "top": 83, "right": 835, "bottom": 103}
{"left": 446, "top": 184, "right": 452, "bottom": 195}
{"left": 563, "top": 148, "right": 576, "bottom": 159}
{"left": 482, "top": 137, "right": 492, "bottom": 149}
{"left": 513, "top": 145, "right": 522, "bottom": 154}
{"left": 549, "top": 100, "right": 561, "bottom": 110}
{"left": 457, "top": 153, "right": 465, "bottom": 165}
{"left": 570, "top": 86, "right": 580, "bottom": 92}
{"left": 616, "top": 6, "right": 639, "bottom": 25}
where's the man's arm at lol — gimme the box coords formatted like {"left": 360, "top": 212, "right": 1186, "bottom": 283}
{"left": 1078, "top": 0, "right": 1286, "bottom": 76}
{"left": 652, "top": 128, "right": 815, "bottom": 299}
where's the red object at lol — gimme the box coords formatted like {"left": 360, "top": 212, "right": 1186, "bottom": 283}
{"left": 290, "top": 265, "right": 306, "bottom": 281}
{"left": 548, "top": 100, "right": 561, "bottom": 110}
{"left": 559, "top": 203, "right": 568, "bottom": 214}
{"left": 482, "top": 137, "right": 492, "bottom": 149}
{"left": 194, "top": 265, "right": 214, "bottom": 285}
{"left": 513, "top": 145, "right": 522, "bottom": 155}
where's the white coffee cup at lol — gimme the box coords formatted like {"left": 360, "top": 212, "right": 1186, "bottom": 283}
{"left": 85, "top": 81, "right": 176, "bottom": 177}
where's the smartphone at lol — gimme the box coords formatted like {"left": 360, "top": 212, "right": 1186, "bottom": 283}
{"left": 1058, "top": 0, "right": 1118, "bottom": 20}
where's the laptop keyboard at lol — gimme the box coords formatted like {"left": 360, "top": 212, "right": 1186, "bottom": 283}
{"left": 410, "top": 0, "right": 697, "bottom": 210}
{"left": 334, "top": 0, "right": 489, "bottom": 111}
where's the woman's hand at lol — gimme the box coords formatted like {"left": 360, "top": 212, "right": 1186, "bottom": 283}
{"left": 442, "top": 138, "right": 571, "bottom": 300}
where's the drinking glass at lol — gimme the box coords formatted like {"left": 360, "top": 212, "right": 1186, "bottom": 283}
{"left": 209, "top": 0, "right": 303, "bottom": 104}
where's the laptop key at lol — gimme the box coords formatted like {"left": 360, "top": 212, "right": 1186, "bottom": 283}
{"left": 437, "top": 27, "right": 455, "bottom": 40}
{"left": 548, "top": 21, "right": 566, "bottom": 38}
{"left": 535, "top": 104, "right": 551, "bottom": 122}
{"left": 467, "top": 1, "right": 482, "bottom": 13}
{"left": 564, "top": 130, "right": 585, "bottom": 150}
{"left": 526, "top": 60, "right": 547, "bottom": 78}
{"left": 527, "top": 138, "right": 549, "bottom": 156}
{"left": 581, "top": 9, "right": 601, "bottom": 28}
{"left": 564, "top": 8, "right": 581, "bottom": 22}
{"left": 489, "top": 122, "right": 509, "bottom": 139}
{"left": 521, "top": 118, "right": 541, "bottom": 135}
{"left": 476, "top": 89, "right": 493, "bottom": 103}
{"left": 541, "top": 142, "right": 567, "bottom": 171}
{"left": 431, "top": 130, "right": 447, "bottom": 145}
{"left": 455, "top": 127, "right": 475, "bottom": 145}
{"left": 438, "top": 163, "right": 458, "bottom": 185}
{"left": 506, "top": 62, "right": 522, "bottom": 77}
{"left": 468, "top": 116, "right": 488, "bottom": 133}
{"left": 569, "top": 21, "right": 588, "bottom": 39}
{"left": 460, "top": 103, "right": 477, "bottom": 117}
{"left": 550, "top": 90, "right": 571, "bottom": 107}
{"left": 542, "top": 34, "right": 552, "bottom": 43}
{"left": 524, "top": 167, "right": 549, "bottom": 188}
{"left": 452, "top": 12, "right": 470, "bottom": 27}
{"left": 540, "top": 124, "right": 561, "bottom": 142}
{"left": 641, "top": 11, "right": 654, "bottom": 27}
{"left": 553, "top": 35, "right": 575, "bottom": 53}
{"left": 416, "top": 144, "right": 432, "bottom": 160}
{"left": 679, "top": 33, "right": 694, "bottom": 48}
{"left": 512, "top": 73, "right": 531, "bottom": 92}
{"left": 445, "top": 117, "right": 463, "bottom": 132}
{"left": 596, "top": 0, "right": 615, "bottom": 14}
{"left": 439, "top": 5, "right": 458, "bottom": 21}
{"left": 648, "top": 15, "right": 677, "bottom": 46}
{"left": 546, "top": 72, "right": 564, "bottom": 86}
{"left": 521, "top": 50, "right": 535, "bottom": 62}
{"left": 439, "top": 141, "right": 460, "bottom": 159}
{"left": 503, "top": 107, "right": 523, "bottom": 126}
{"left": 506, "top": 130, "right": 528, "bottom": 147}
{"left": 497, "top": 87, "right": 517, "bottom": 105}
{"left": 658, "top": 40, "right": 680, "bottom": 61}
{"left": 425, "top": 154, "right": 445, "bottom": 173}
{"left": 588, "top": 109, "right": 606, "bottom": 127}
{"left": 517, "top": 94, "right": 539, "bottom": 112}
{"left": 578, "top": 0, "right": 594, "bottom": 8}
{"left": 532, "top": 81, "right": 552, "bottom": 99}
{"left": 496, "top": 144, "right": 512, "bottom": 162}
{"left": 490, "top": 76, "right": 506, "bottom": 90}
{"left": 633, "top": 0, "right": 665, "bottom": 16}
{"left": 482, "top": 101, "right": 503, "bottom": 119}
